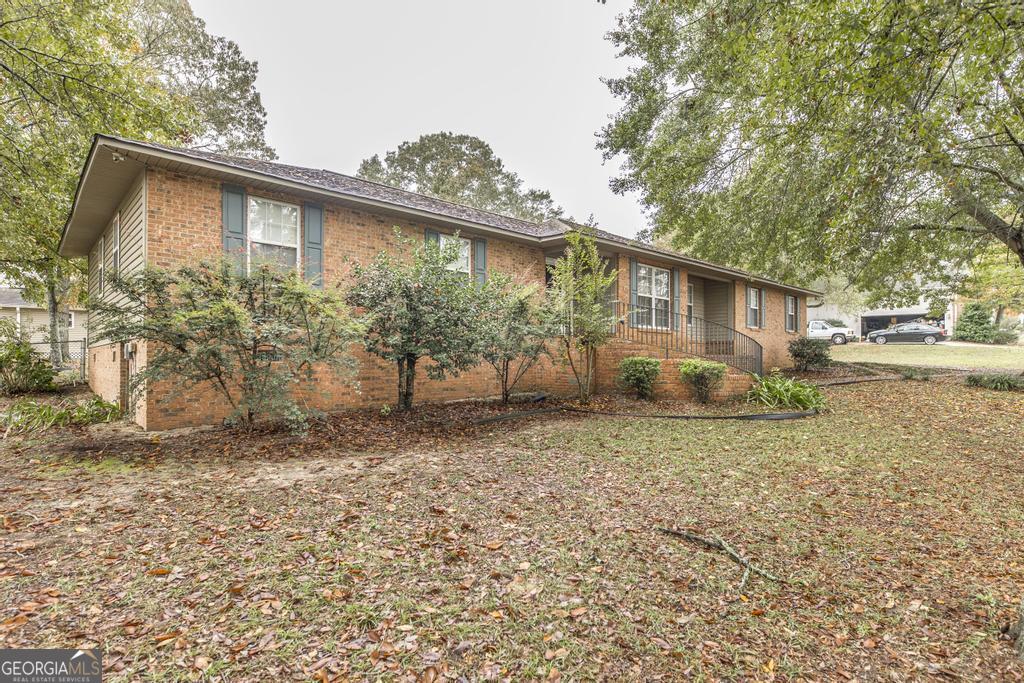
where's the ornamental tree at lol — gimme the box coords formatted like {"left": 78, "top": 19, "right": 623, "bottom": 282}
{"left": 543, "top": 227, "right": 617, "bottom": 403}
{"left": 478, "top": 274, "right": 551, "bottom": 404}
{"left": 346, "top": 231, "right": 485, "bottom": 410}
{"left": 93, "top": 262, "right": 361, "bottom": 431}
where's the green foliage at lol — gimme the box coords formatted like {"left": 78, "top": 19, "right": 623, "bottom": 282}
{"left": 601, "top": 1, "right": 1024, "bottom": 305}
{"left": 788, "top": 337, "right": 832, "bottom": 371}
{"left": 954, "top": 303, "right": 1007, "bottom": 344}
{"left": 965, "top": 373, "right": 1024, "bottom": 392}
{"left": 899, "top": 367, "right": 932, "bottom": 382}
{"left": 478, "top": 274, "right": 551, "bottom": 404}
{"left": 747, "top": 372, "right": 827, "bottom": 411}
{"left": 678, "top": 358, "right": 727, "bottom": 404}
{"left": 0, "top": 0, "right": 273, "bottom": 369}
{"left": 543, "top": 228, "right": 618, "bottom": 403}
{"left": 618, "top": 356, "right": 662, "bottom": 400}
{"left": 346, "top": 231, "right": 485, "bottom": 410}
{"left": 357, "top": 132, "right": 562, "bottom": 222}
{"left": 0, "top": 320, "right": 55, "bottom": 395}
{"left": 94, "top": 262, "right": 361, "bottom": 431}
{"left": 2, "top": 396, "right": 120, "bottom": 435}
{"left": 961, "top": 245, "right": 1024, "bottom": 315}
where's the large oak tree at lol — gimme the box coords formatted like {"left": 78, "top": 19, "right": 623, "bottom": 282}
{"left": 600, "top": 1, "right": 1024, "bottom": 304}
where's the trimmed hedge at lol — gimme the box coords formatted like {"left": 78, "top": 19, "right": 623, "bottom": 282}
{"left": 678, "top": 358, "right": 727, "bottom": 403}
{"left": 788, "top": 337, "right": 831, "bottom": 371}
{"left": 619, "top": 356, "right": 662, "bottom": 399}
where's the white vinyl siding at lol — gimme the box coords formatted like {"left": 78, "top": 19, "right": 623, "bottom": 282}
{"left": 88, "top": 171, "right": 146, "bottom": 347}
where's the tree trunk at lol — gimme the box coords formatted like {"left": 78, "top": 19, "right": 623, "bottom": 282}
{"left": 46, "top": 282, "right": 61, "bottom": 368}
{"left": 996, "top": 305, "right": 1005, "bottom": 325}
{"left": 1010, "top": 600, "right": 1024, "bottom": 659}
{"left": 403, "top": 355, "right": 416, "bottom": 410}
{"left": 501, "top": 360, "right": 510, "bottom": 404}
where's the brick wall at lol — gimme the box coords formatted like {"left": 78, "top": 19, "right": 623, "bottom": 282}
{"left": 88, "top": 342, "right": 122, "bottom": 406}
{"left": 732, "top": 285, "right": 808, "bottom": 369}
{"left": 97, "top": 167, "right": 800, "bottom": 429}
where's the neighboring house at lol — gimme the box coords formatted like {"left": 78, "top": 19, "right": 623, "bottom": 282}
{"left": 59, "top": 135, "right": 817, "bottom": 430}
{"left": 810, "top": 296, "right": 960, "bottom": 338}
{"left": 0, "top": 288, "right": 88, "bottom": 344}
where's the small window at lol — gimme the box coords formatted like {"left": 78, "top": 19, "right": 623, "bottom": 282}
{"left": 686, "top": 282, "right": 694, "bottom": 326}
{"left": 64, "top": 312, "right": 75, "bottom": 330}
{"left": 248, "top": 197, "right": 300, "bottom": 271}
{"left": 111, "top": 212, "right": 121, "bottom": 274}
{"left": 440, "top": 233, "right": 471, "bottom": 274}
{"left": 746, "top": 286, "right": 763, "bottom": 328}
{"left": 785, "top": 295, "right": 798, "bottom": 332}
{"left": 636, "top": 264, "right": 670, "bottom": 328}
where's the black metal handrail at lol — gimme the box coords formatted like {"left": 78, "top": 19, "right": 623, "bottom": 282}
{"left": 605, "top": 301, "right": 763, "bottom": 375}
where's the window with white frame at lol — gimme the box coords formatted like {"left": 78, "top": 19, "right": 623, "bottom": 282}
{"left": 687, "top": 282, "right": 695, "bottom": 326}
{"left": 111, "top": 212, "right": 120, "bottom": 274}
{"left": 440, "top": 233, "right": 471, "bottom": 274}
{"left": 746, "top": 286, "right": 762, "bottom": 328}
{"left": 247, "top": 197, "right": 300, "bottom": 271}
{"left": 63, "top": 312, "right": 75, "bottom": 329}
{"left": 636, "top": 264, "right": 670, "bottom": 328}
{"left": 785, "top": 295, "right": 798, "bottom": 332}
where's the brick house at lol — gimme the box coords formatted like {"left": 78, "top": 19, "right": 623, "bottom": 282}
{"left": 59, "top": 135, "right": 818, "bottom": 430}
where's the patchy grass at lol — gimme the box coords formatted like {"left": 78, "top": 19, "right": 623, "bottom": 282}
{"left": 833, "top": 341, "right": 1024, "bottom": 370}
{"left": 1, "top": 381, "right": 1022, "bottom": 680}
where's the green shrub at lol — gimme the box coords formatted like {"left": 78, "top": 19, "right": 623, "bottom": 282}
{"left": 0, "top": 320, "right": 55, "bottom": 395}
{"left": 965, "top": 373, "right": 1024, "bottom": 391}
{"left": 747, "top": 372, "right": 827, "bottom": 410}
{"left": 899, "top": 367, "right": 932, "bottom": 381}
{"left": 678, "top": 358, "right": 727, "bottom": 403}
{"left": 992, "top": 328, "right": 1020, "bottom": 345}
{"left": 1, "top": 396, "right": 120, "bottom": 435}
{"left": 619, "top": 356, "right": 662, "bottom": 399}
{"left": 954, "top": 303, "right": 1010, "bottom": 344}
{"left": 787, "top": 337, "right": 831, "bottom": 371}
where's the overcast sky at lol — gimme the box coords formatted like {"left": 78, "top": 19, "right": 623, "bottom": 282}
{"left": 188, "top": 0, "right": 647, "bottom": 238}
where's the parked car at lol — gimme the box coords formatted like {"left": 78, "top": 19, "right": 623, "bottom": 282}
{"left": 866, "top": 322, "right": 947, "bottom": 345}
{"left": 807, "top": 320, "right": 858, "bottom": 345}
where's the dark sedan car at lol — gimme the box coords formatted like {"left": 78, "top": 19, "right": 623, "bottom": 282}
{"left": 867, "top": 322, "right": 947, "bottom": 345}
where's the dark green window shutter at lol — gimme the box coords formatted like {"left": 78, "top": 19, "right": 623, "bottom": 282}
{"left": 759, "top": 288, "right": 767, "bottom": 328}
{"left": 222, "top": 184, "right": 246, "bottom": 273}
{"left": 628, "top": 257, "right": 638, "bottom": 327}
{"left": 473, "top": 237, "right": 487, "bottom": 285}
{"left": 671, "top": 267, "right": 681, "bottom": 331}
{"left": 304, "top": 203, "right": 324, "bottom": 288}
{"left": 424, "top": 228, "right": 440, "bottom": 245}
{"left": 795, "top": 296, "right": 801, "bottom": 332}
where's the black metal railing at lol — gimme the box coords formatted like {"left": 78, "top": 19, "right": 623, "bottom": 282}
{"left": 606, "top": 301, "right": 763, "bottom": 375}
{"left": 28, "top": 339, "right": 87, "bottom": 381}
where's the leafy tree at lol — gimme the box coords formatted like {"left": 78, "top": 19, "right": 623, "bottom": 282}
{"left": 346, "top": 231, "right": 485, "bottom": 410}
{"left": 357, "top": 132, "right": 563, "bottom": 222}
{"left": 600, "top": 1, "right": 1024, "bottom": 305}
{"left": 129, "top": 0, "right": 275, "bottom": 158}
{"left": 954, "top": 302, "right": 1006, "bottom": 344}
{"left": 543, "top": 227, "right": 617, "bottom": 403}
{"left": 0, "top": 0, "right": 274, "bottom": 367}
{"left": 961, "top": 244, "right": 1024, "bottom": 324}
{"left": 478, "top": 275, "right": 550, "bottom": 404}
{"left": 93, "top": 262, "right": 361, "bottom": 431}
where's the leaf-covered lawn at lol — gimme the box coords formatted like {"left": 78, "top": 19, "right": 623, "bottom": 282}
{"left": 1, "top": 380, "right": 1022, "bottom": 680}
{"left": 832, "top": 341, "right": 1024, "bottom": 370}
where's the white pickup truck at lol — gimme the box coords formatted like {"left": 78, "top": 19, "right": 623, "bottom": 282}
{"left": 806, "top": 320, "right": 858, "bottom": 345}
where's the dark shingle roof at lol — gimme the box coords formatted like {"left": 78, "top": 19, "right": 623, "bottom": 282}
{"left": 0, "top": 288, "right": 32, "bottom": 308}
{"left": 118, "top": 138, "right": 548, "bottom": 237}
{"left": 87, "top": 136, "right": 819, "bottom": 295}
